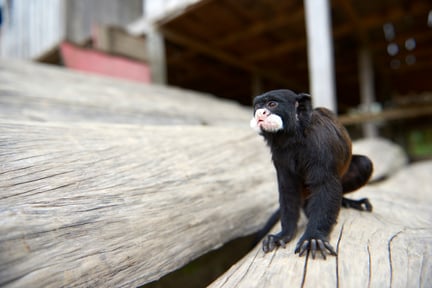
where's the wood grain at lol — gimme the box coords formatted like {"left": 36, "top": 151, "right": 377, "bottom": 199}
{"left": 209, "top": 161, "right": 432, "bottom": 288}
{"left": 0, "top": 121, "right": 278, "bottom": 287}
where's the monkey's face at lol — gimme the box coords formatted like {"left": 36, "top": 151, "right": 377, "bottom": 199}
{"left": 250, "top": 89, "right": 306, "bottom": 134}
{"left": 250, "top": 101, "right": 284, "bottom": 133}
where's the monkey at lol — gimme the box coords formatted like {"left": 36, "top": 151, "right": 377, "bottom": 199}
{"left": 250, "top": 89, "right": 373, "bottom": 259}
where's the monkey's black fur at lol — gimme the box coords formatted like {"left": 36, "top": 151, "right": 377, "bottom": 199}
{"left": 252, "top": 89, "right": 373, "bottom": 259}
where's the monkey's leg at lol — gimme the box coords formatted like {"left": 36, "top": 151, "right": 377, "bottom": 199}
{"left": 262, "top": 174, "right": 300, "bottom": 253}
{"left": 295, "top": 178, "right": 341, "bottom": 259}
{"left": 341, "top": 155, "right": 373, "bottom": 212}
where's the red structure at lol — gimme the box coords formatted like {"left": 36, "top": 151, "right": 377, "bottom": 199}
{"left": 60, "top": 42, "right": 151, "bottom": 83}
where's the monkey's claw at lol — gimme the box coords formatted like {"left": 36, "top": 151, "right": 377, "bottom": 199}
{"left": 262, "top": 233, "right": 294, "bottom": 253}
{"left": 294, "top": 238, "right": 337, "bottom": 260}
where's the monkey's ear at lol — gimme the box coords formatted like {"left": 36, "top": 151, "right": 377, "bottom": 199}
{"left": 296, "top": 93, "right": 312, "bottom": 112}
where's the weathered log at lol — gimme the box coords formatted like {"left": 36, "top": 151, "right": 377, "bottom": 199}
{"left": 209, "top": 161, "right": 432, "bottom": 288}
{"left": 0, "top": 60, "right": 250, "bottom": 126}
{"left": 0, "top": 121, "right": 278, "bottom": 287}
{"left": 353, "top": 137, "right": 408, "bottom": 181}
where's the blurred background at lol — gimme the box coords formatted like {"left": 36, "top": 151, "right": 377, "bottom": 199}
{"left": 1, "top": 0, "right": 431, "bottom": 159}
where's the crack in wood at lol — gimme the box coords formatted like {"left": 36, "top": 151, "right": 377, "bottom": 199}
{"left": 335, "top": 223, "right": 345, "bottom": 288}
{"left": 1, "top": 170, "right": 73, "bottom": 189}
{"left": 367, "top": 243, "right": 372, "bottom": 288}
{"left": 388, "top": 230, "right": 403, "bottom": 288}
{"left": 237, "top": 248, "right": 261, "bottom": 287}
{"left": 300, "top": 251, "right": 309, "bottom": 288}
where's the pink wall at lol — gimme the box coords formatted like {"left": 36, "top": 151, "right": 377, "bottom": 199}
{"left": 60, "top": 42, "right": 151, "bottom": 83}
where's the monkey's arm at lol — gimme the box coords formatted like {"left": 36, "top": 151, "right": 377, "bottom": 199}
{"left": 262, "top": 171, "right": 301, "bottom": 253}
{"left": 295, "top": 175, "right": 341, "bottom": 259}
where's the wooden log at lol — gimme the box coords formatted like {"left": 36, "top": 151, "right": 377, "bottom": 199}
{"left": 0, "top": 121, "right": 278, "bottom": 287}
{"left": 209, "top": 161, "right": 432, "bottom": 288}
{"left": 0, "top": 60, "right": 250, "bottom": 126}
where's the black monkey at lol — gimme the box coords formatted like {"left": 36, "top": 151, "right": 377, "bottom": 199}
{"left": 250, "top": 89, "right": 373, "bottom": 259}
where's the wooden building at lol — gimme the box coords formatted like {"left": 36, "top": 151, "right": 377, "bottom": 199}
{"left": 0, "top": 0, "right": 143, "bottom": 60}
{"left": 154, "top": 0, "right": 432, "bottom": 112}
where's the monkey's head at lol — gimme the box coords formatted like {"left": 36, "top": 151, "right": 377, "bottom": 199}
{"left": 250, "top": 89, "right": 312, "bottom": 135}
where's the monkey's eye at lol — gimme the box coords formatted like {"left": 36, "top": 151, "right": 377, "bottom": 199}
{"left": 266, "top": 101, "right": 278, "bottom": 109}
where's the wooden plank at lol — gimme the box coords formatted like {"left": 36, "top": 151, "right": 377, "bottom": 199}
{"left": 0, "top": 121, "right": 278, "bottom": 287}
{"left": 209, "top": 161, "right": 432, "bottom": 288}
{"left": 339, "top": 105, "right": 432, "bottom": 125}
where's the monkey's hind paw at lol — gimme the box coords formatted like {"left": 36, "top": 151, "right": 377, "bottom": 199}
{"left": 342, "top": 197, "right": 373, "bottom": 212}
{"left": 262, "top": 233, "right": 294, "bottom": 253}
{"left": 294, "top": 238, "right": 337, "bottom": 260}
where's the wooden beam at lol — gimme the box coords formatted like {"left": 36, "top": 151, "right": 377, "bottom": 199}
{"left": 333, "top": 2, "right": 430, "bottom": 39}
{"left": 339, "top": 105, "right": 432, "bottom": 125}
{"left": 156, "top": 0, "right": 215, "bottom": 25}
{"left": 230, "top": 2, "right": 429, "bottom": 64}
{"left": 166, "top": 8, "right": 304, "bottom": 66}
{"left": 215, "top": 9, "right": 304, "bottom": 48}
{"left": 146, "top": 25, "right": 167, "bottom": 84}
{"left": 160, "top": 27, "right": 294, "bottom": 87}
{"left": 246, "top": 39, "right": 307, "bottom": 63}
{"left": 358, "top": 48, "right": 378, "bottom": 137}
{"left": 336, "top": 0, "right": 369, "bottom": 45}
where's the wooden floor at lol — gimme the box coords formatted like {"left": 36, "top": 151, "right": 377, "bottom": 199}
{"left": 0, "top": 60, "right": 431, "bottom": 287}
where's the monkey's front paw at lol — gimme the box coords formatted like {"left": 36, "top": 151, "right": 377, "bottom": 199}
{"left": 262, "top": 233, "right": 294, "bottom": 253}
{"left": 294, "top": 237, "right": 337, "bottom": 260}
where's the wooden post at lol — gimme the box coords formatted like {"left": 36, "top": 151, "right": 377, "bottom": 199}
{"left": 304, "top": 0, "right": 337, "bottom": 111}
{"left": 359, "top": 48, "right": 378, "bottom": 137}
{"left": 146, "top": 26, "right": 167, "bottom": 84}
{"left": 145, "top": 0, "right": 167, "bottom": 84}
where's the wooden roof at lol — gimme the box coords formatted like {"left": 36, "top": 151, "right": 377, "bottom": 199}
{"left": 158, "top": 0, "right": 432, "bottom": 112}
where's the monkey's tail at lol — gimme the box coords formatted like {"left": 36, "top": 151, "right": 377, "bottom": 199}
{"left": 251, "top": 208, "right": 280, "bottom": 248}
{"left": 342, "top": 155, "right": 373, "bottom": 193}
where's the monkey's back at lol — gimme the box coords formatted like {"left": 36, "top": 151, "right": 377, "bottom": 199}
{"left": 307, "top": 108, "right": 352, "bottom": 177}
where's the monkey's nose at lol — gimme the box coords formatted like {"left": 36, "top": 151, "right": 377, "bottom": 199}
{"left": 256, "top": 108, "right": 268, "bottom": 117}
